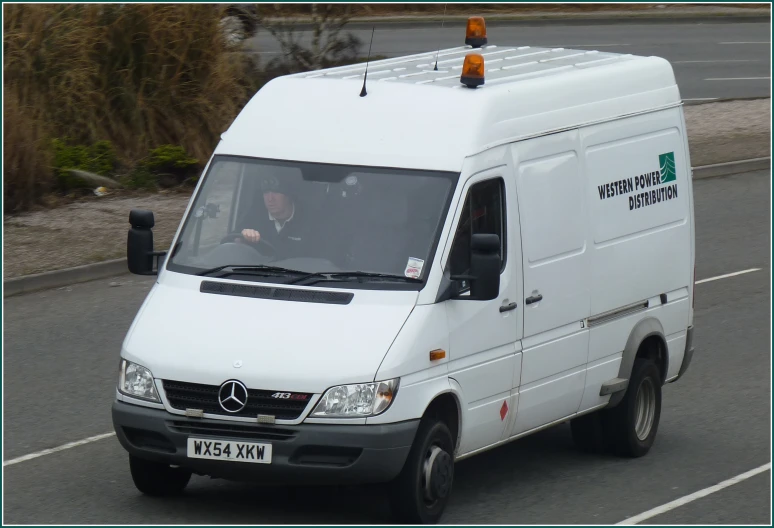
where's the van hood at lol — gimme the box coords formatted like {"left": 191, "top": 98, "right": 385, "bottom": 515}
{"left": 123, "top": 277, "right": 418, "bottom": 394}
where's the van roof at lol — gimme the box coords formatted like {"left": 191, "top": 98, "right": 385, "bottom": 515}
{"left": 290, "top": 45, "right": 642, "bottom": 87}
{"left": 216, "top": 44, "right": 681, "bottom": 172}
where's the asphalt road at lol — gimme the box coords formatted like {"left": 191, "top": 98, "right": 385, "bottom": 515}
{"left": 3, "top": 170, "right": 771, "bottom": 523}
{"left": 245, "top": 19, "right": 772, "bottom": 101}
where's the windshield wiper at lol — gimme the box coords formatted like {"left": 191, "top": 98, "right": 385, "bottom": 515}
{"left": 196, "top": 264, "right": 307, "bottom": 278}
{"left": 287, "top": 271, "right": 423, "bottom": 286}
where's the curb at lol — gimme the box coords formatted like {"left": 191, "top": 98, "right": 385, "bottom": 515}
{"left": 692, "top": 157, "right": 770, "bottom": 180}
{"left": 4, "top": 258, "right": 129, "bottom": 298}
{"left": 3, "top": 157, "right": 770, "bottom": 298}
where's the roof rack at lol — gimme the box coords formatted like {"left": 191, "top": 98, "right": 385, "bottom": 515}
{"left": 290, "top": 16, "right": 638, "bottom": 90}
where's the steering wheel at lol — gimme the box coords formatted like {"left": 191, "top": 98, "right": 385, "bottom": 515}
{"left": 220, "top": 232, "right": 278, "bottom": 256}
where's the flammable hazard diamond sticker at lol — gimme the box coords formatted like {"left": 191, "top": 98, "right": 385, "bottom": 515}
{"left": 500, "top": 400, "right": 509, "bottom": 421}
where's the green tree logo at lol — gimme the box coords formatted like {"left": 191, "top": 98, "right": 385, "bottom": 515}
{"left": 659, "top": 152, "right": 676, "bottom": 183}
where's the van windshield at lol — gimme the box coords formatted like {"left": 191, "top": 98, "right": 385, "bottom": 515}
{"left": 166, "top": 155, "right": 458, "bottom": 289}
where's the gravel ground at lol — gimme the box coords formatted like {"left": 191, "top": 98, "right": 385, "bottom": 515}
{"left": 684, "top": 98, "right": 771, "bottom": 167}
{"left": 3, "top": 98, "right": 770, "bottom": 279}
{"left": 3, "top": 192, "right": 191, "bottom": 279}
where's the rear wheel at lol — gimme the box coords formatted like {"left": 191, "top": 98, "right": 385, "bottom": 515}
{"left": 129, "top": 455, "right": 192, "bottom": 496}
{"left": 389, "top": 418, "right": 455, "bottom": 524}
{"left": 604, "top": 358, "right": 662, "bottom": 457}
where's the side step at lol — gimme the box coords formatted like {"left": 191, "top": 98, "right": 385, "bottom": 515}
{"left": 599, "top": 378, "right": 628, "bottom": 396}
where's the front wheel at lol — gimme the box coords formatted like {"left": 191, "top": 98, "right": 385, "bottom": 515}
{"left": 129, "top": 455, "right": 192, "bottom": 496}
{"left": 388, "top": 418, "right": 455, "bottom": 524}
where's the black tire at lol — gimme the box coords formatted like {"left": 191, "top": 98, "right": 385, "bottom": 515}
{"left": 604, "top": 358, "right": 662, "bottom": 458}
{"left": 388, "top": 418, "right": 455, "bottom": 524}
{"left": 129, "top": 455, "right": 192, "bottom": 496}
{"left": 570, "top": 411, "right": 609, "bottom": 454}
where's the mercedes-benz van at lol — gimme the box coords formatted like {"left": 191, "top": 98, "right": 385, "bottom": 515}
{"left": 112, "top": 18, "right": 695, "bottom": 524}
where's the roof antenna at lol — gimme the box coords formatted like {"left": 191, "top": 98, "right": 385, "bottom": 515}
{"left": 360, "top": 26, "right": 375, "bottom": 97}
{"left": 433, "top": 4, "right": 448, "bottom": 71}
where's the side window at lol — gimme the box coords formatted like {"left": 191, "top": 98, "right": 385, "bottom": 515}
{"left": 448, "top": 178, "right": 506, "bottom": 277}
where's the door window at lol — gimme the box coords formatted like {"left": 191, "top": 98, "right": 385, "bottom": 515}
{"left": 448, "top": 178, "right": 506, "bottom": 278}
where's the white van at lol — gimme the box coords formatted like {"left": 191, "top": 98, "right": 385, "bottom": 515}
{"left": 113, "top": 19, "right": 695, "bottom": 524}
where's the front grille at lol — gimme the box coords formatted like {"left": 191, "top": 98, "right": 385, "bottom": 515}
{"left": 162, "top": 380, "right": 313, "bottom": 420}
{"left": 167, "top": 421, "right": 297, "bottom": 441}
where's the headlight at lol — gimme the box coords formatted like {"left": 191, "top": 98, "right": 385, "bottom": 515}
{"left": 118, "top": 359, "right": 160, "bottom": 402}
{"left": 310, "top": 379, "right": 399, "bottom": 418}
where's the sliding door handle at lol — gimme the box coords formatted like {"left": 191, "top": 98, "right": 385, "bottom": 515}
{"left": 525, "top": 294, "right": 543, "bottom": 305}
{"left": 499, "top": 302, "right": 517, "bottom": 313}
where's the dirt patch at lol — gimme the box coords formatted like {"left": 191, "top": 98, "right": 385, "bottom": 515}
{"left": 3, "top": 98, "right": 770, "bottom": 279}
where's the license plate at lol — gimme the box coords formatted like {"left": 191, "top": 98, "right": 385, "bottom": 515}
{"left": 186, "top": 438, "right": 272, "bottom": 464}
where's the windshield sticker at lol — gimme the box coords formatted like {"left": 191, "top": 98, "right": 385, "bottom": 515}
{"left": 405, "top": 257, "right": 425, "bottom": 279}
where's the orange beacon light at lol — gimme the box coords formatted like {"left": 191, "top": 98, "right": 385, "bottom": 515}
{"left": 465, "top": 16, "right": 487, "bottom": 48}
{"left": 460, "top": 53, "right": 485, "bottom": 88}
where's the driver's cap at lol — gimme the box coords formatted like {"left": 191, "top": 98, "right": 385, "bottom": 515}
{"left": 259, "top": 174, "right": 295, "bottom": 197}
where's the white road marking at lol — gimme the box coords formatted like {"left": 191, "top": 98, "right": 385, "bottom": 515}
{"left": 696, "top": 268, "right": 761, "bottom": 284}
{"left": 719, "top": 41, "right": 770, "bottom": 44}
{"left": 674, "top": 59, "right": 761, "bottom": 63}
{"left": 3, "top": 432, "right": 116, "bottom": 467}
{"left": 705, "top": 77, "right": 770, "bottom": 81}
{"left": 616, "top": 463, "right": 772, "bottom": 524}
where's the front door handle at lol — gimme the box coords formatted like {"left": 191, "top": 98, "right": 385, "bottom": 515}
{"left": 525, "top": 294, "right": 543, "bottom": 305}
{"left": 499, "top": 302, "right": 517, "bottom": 313}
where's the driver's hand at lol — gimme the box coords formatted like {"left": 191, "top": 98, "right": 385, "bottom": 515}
{"left": 241, "top": 229, "right": 261, "bottom": 243}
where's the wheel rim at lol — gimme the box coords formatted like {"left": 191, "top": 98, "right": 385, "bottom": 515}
{"left": 422, "top": 443, "right": 452, "bottom": 506}
{"left": 634, "top": 376, "right": 656, "bottom": 441}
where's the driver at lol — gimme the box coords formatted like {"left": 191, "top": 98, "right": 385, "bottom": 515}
{"left": 236, "top": 174, "right": 320, "bottom": 260}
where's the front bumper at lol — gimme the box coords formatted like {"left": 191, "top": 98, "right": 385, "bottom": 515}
{"left": 112, "top": 401, "right": 418, "bottom": 485}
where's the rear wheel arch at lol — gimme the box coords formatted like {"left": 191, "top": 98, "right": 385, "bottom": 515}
{"left": 610, "top": 318, "right": 668, "bottom": 407}
{"left": 636, "top": 335, "right": 669, "bottom": 384}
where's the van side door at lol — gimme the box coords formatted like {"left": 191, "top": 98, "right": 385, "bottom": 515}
{"left": 443, "top": 166, "right": 524, "bottom": 455}
{"left": 509, "top": 130, "right": 592, "bottom": 436}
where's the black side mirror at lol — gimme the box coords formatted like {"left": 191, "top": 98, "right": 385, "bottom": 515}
{"left": 448, "top": 233, "right": 501, "bottom": 301}
{"left": 127, "top": 209, "right": 165, "bottom": 275}
{"left": 469, "top": 233, "right": 501, "bottom": 300}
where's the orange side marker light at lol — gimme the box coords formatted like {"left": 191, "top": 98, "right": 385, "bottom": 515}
{"left": 429, "top": 349, "right": 446, "bottom": 361}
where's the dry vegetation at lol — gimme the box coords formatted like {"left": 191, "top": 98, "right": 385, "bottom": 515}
{"left": 3, "top": 4, "right": 258, "bottom": 212}
{"left": 3, "top": 91, "right": 54, "bottom": 212}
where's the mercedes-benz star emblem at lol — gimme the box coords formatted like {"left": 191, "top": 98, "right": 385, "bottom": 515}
{"left": 218, "top": 380, "right": 248, "bottom": 413}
